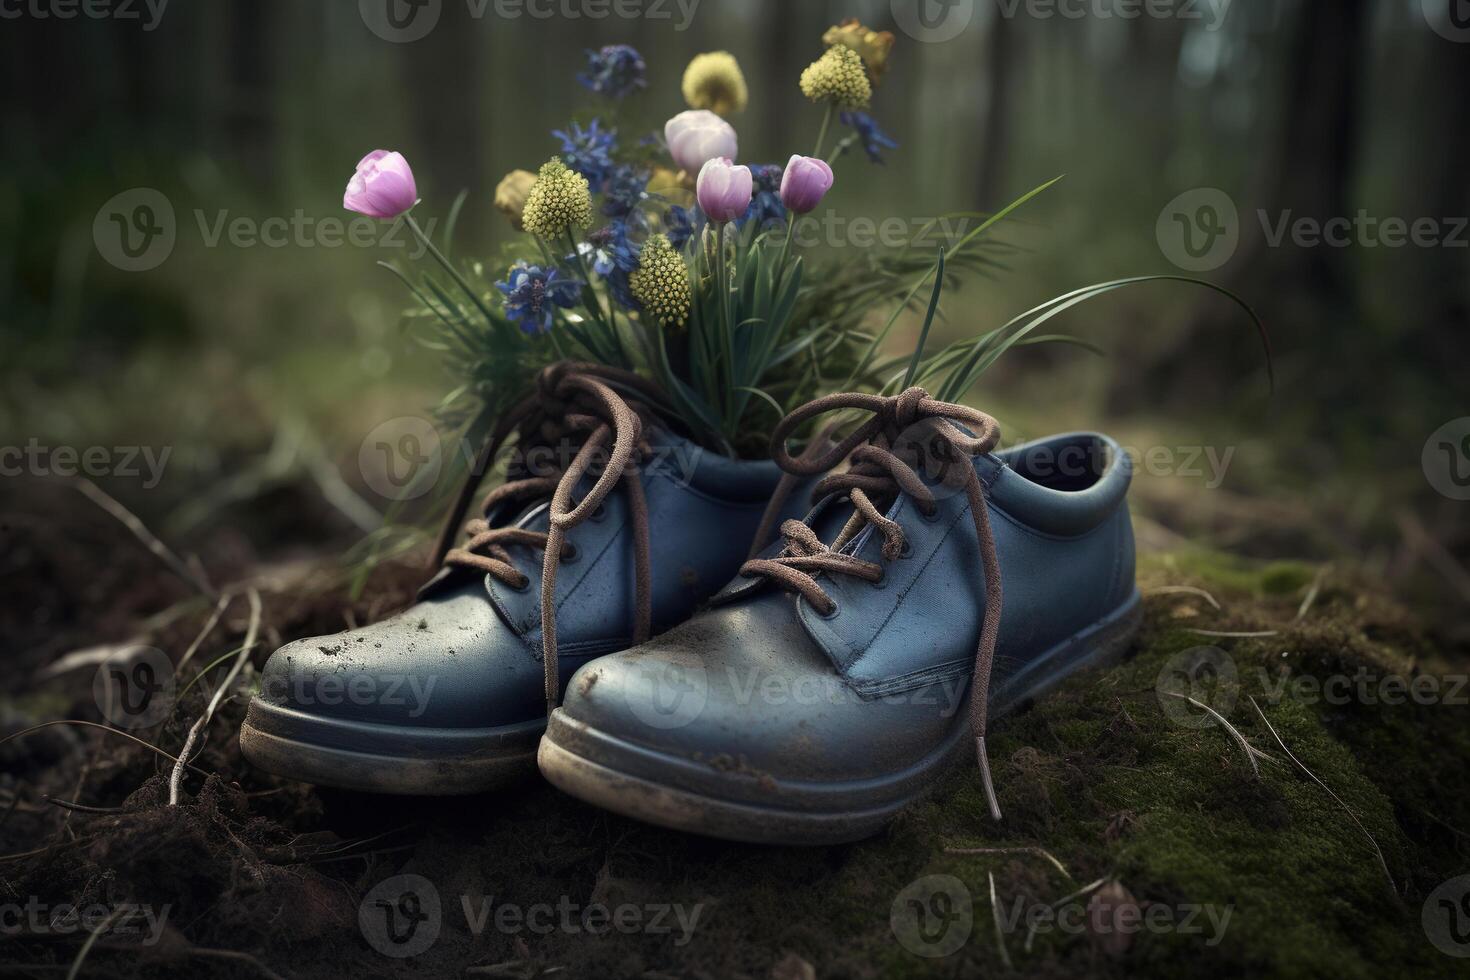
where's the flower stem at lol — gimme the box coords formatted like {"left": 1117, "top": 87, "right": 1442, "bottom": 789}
{"left": 813, "top": 103, "right": 835, "bottom": 159}
{"left": 774, "top": 217, "right": 797, "bottom": 289}
{"left": 565, "top": 230, "right": 629, "bottom": 368}
{"left": 405, "top": 213, "right": 497, "bottom": 328}
{"left": 713, "top": 220, "right": 735, "bottom": 419}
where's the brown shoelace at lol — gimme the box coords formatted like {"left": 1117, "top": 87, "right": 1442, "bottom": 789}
{"left": 739, "top": 387, "right": 1008, "bottom": 820}
{"left": 430, "top": 362, "right": 669, "bottom": 715}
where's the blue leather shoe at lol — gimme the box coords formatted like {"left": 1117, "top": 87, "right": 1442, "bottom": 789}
{"left": 240, "top": 364, "right": 815, "bottom": 794}
{"left": 538, "top": 388, "right": 1141, "bottom": 844}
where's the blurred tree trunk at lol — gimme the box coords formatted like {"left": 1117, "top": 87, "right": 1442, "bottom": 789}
{"left": 1399, "top": 31, "right": 1470, "bottom": 387}
{"left": 400, "top": 5, "right": 483, "bottom": 201}
{"left": 226, "top": 0, "right": 281, "bottom": 187}
{"left": 1131, "top": 0, "right": 1370, "bottom": 407}
{"left": 976, "top": 11, "right": 1014, "bottom": 207}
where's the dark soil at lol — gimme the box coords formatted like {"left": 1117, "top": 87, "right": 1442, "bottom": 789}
{"left": 2, "top": 480, "right": 1468, "bottom": 980}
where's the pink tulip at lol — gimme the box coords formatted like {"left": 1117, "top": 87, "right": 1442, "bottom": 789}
{"left": 344, "top": 150, "right": 418, "bottom": 219}
{"left": 696, "top": 158, "right": 753, "bottom": 224}
{"left": 779, "top": 154, "right": 834, "bottom": 214}
{"left": 664, "top": 110, "right": 738, "bottom": 174}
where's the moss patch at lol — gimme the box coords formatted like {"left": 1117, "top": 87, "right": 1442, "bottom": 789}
{"left": 3, "top": 550, "right": 1467, "bottom": 979}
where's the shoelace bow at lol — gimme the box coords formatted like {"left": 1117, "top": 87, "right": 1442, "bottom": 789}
{"left": 739, "top": 387, "right": 1008, "bottom": 820}
{"left": 430, "top": 362, "right": 667, "bottom": 715}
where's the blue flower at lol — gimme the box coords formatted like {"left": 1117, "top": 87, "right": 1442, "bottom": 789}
{"left": 580, "top": 223, "right": 639, "bottom": 276}
{"left": 575, "top": 223, "right": 641, "bottom": 312}
{"left": 841, "top": 111, "right": 899, "bottom": 165}
{"left": 601, "top": 164, "right": 650, "bottom": 223}
{"left": 496, "top": 261, "right": 579, "bottom": 335}
{"left": 577, "top": 45, "right": 647, "bottom": 100}
{"left": 552, "top": 119, "right": 617, "bottom": 189}
{"left": 663, "top": 205, "right": 703, "bottom": 252}
{"left": 739, "top": 163, "right": 786, "bottom": 232}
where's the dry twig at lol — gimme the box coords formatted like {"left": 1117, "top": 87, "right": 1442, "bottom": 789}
{"left": 169, "top": 589, "right": 262, "bottom": 805}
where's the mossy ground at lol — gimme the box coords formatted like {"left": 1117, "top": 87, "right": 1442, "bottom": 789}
{"left": 3, "top": 534, "right": 1467, "bottom": 979}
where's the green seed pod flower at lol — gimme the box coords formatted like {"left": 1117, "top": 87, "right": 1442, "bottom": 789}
{"left": 799, "top": 44, "right": 872, "bottom": 110}
{"left": 522, "top": 158, "right": 592, "bottom": 238}
{"left": 630, "top": 234, "right": 691, "bottom": 330}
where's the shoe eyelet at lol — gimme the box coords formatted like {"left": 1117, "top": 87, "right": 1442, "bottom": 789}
{"left": 920, "top": 505, "right": 942, "bottom": 524}
{"left": 590, "top": 503, "right": 608, "bottom": 522}
{"left": 870, "top": 568, "right": 887, "bottom": 589}
{"left": 508, "top": 575, "right": 531, "bottom": 593}
{"left": 899, "top": 541, "right": 914, "bottom": 559}
{"left": 561, "top": 543, "right": 580, "bottom": 564}
{"left": 812, "top": 598, "right": 840, "bottom": 620}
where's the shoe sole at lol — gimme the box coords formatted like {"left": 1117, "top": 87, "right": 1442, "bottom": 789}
{"left": 239, "top": 699, "right": 543, "bottom": 795}
{"left": 538, "top": 591, "right": 1143, "bottom": 845}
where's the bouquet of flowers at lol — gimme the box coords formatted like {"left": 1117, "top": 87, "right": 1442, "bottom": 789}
{"left": 343, "top": 20, "right": 1268, "bottom": 507}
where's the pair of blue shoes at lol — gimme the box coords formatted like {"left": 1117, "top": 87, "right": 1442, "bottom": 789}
{"left": 240, "top": 364, "right": 1140, "bottom": 844}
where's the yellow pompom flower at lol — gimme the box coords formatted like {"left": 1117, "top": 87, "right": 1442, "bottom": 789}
{"left": 521, "top": 158, "right": 591, "bottom": 238}
{"left": 822, "top": 18, "right": 895, "bottom": 87}
{"left": 630, "top": 234, "right": 691, "bottom": 330}
{"left": 799, "top": 44, "right": 871, "bottom": 110}
{"left": 493, "top": 169, "right": 537, "bottom": 230}
{"left": 682, "top": 51, "right": 748, "bottom": 116}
